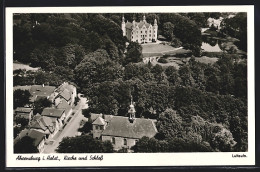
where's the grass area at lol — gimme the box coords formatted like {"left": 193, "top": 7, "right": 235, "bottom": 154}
{"left": 13, "top": 62, "right": 39, "bottom": 71}
{"left": 142, "top": 43, "right": 181, "bottom": 57}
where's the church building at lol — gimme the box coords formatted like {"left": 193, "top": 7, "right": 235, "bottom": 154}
{"left": 122, "top": 15, "right": 158, "bottom": 44}
{"left": 91, "top": 97, "right": 158, "bottom": 151}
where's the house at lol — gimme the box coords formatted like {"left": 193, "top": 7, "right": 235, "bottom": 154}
{"left": 29, "top": 84, "right": 56, "bottom": 102}
{"left": 14, "top": 128, "right": 47, "bottom": 153}
{"left": 29, "top": 114, "right": 59, "bottom": 139}
{"left": 41, "top": 108, "right": 66, "bottom": 128}
{"left": 56, "top": 99, "right": 73, "bottom": 121}
{"left": 122, "top": 15, "right": 158, "bottom": 43}
{"left": 91, "top": 99, "right": 157, "bottom": 150}
{"left": 14, "top": 107, "right": 33, "bottom": 121}
{"left": 56, "top": 82, "right": 77, "bottom": 106}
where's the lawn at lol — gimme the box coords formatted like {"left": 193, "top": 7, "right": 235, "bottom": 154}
{"left": 13, "top": 62, "right": 39, "bottom": 71}
{"left": 142, "top": 43, "right": 181, "bottom": 57}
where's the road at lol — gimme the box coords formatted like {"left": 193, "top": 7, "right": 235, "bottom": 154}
{"left": 43, "top": 96, "right": 88, "bottom": 153}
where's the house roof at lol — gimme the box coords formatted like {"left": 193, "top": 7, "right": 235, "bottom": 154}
{"left": 92, "top": 117, "right": 106, "bottom": 125}
{"left": 30, "top": 114, "right": 55, "bottom": 133}
{"left": 59, "top": 89, "right": 71, "bottom": 101}
{"left": 15, "top": 107, "right": 32, "bottom": 113}
{"left": 41, "top": 108, "right": 65, "bottom": 118}
{"left": 29, "top": 85, "right": 56, "bottom": 102}
{"left": 14, "top": 129, "right": 46, "bottom": 147}
{"left": 13, "top": 85, "right": 31, "bottom": 91}
{"left": 101, "top": 116, "right": 157, "bottom": 139}
{"left": 56, "top": 100, "right": 72, "bottom": 115}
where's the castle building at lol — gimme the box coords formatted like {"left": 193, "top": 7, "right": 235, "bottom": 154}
{"left": 122, "top": 15, "right": 158, "bottom": 44}
{"left": 91, "top": 97, "right": 157, "bottom": 151}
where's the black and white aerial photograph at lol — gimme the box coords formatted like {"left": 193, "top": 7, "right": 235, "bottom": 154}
{"left": 12, "top": 11, "right": 248, "bottom": 154}
{"left": 6, "top": 5, "right": 255, "bottom": 167}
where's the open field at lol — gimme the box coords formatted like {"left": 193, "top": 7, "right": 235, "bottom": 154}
{"left": 142, "top": 43, "right": 181, "bottom": 57}
{"left": 13, "top": 62, "right": 39, "bottom": 71}
{"left": 150, "top": 56, "right": 218, "bottom": 70}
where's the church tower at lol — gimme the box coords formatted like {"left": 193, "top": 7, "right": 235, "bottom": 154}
{"left": 122, "top": 15, "right": 126, "bottom": 36}
{"left": 128, "top": 96, "right": 136, "bottom": 122}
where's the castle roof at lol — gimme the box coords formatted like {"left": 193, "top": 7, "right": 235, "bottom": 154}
{"left": 125, "top": 21, "right": 152, "bottom": 29}
{"left": 101, "top": 116, "right": 157, "bottom": 139}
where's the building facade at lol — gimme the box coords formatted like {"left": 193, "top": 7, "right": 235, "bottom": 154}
{"left": 91, "top": 98, "right": 157, "bottom": 150}
{"left": 122, "top": 15, "right": 158, "bottom": 44}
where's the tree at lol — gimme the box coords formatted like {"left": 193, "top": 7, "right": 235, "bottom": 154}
{"left": 162, "top": 22, "right": 175, "bottom": 41}
{"left": 13, "top": 89, "right": 31, "bottom": 109}
{"left": 156, "top": 109, "right": 183, "bottom": 139}
{"left": 33, "top": 97, "right": 52, "bottom": 115}
{"left": 14, "top": 136, "right": 39, "bottom": 153}
{"left": 78, "top": 121, "right": 92, "bottom": 134}
{"left": 124, "top": 42, "right": 143, "bottom": 65}
{"left": 56, "top": 135, "right": 114, "bottom": 153}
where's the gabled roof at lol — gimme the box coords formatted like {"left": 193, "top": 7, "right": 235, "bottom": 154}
{"left": 13, "top": 85, "right": 31, "bottom": 91}
{"left": 41, "top": 108, "right": 65, "bottom": 118}
{"left": 102, "top": 116, "right": 157, "bottom": 139}
{"left": 15, "top": 107, "right": 32, "bottom": 113}
{"left": 30, "top": 114, "right": 55, "bottom": 133}
{"left": 92, "top": 117, "right": 106, "bottom": 125}
{"left": 56, "top": 100, "right": 72, "bottom": 115}
{"left": 14, "top": 129, "right": 46, "bottom": 147}
{"left": 59, "top": 89, "right": 71, "bottom": 101}
{"left": 29, "top": 85, "right": 56, "bottom": 102}
{"left": 90, "top": 113, "right": 113, "bottom": 123}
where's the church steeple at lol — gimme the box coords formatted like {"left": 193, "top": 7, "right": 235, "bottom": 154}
{"left": 128, "top": 95, "right": 136, "bottom": 122}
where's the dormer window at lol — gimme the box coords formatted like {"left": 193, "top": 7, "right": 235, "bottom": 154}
{"left": 124, "top": 138, "right": 127, "bottom": 145}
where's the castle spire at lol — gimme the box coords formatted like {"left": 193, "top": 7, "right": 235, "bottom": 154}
{"left": 122, "top": 15, "right": 125, "bottom": 23}
{"left": 143, "top": 15, "right": 146, "bottom": 21}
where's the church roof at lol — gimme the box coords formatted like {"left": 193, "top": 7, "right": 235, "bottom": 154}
{"left": 92, "top": 117, "right": 106, "bottom": 125}
{"left": 102, "top": 116, "right": 157, "bottom": 139}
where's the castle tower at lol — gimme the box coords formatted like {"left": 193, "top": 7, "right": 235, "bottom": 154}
{"left": 153, "top": 19, "right": 158, "bottom": 41}
{"left": 128, "top": 96, "right": 136, "bottom": 122}
{"left": 122, "top": 15, "right": 126, "bottom": 36}
{"left": 143, "top": 15, "right": 146, "bottom": 22}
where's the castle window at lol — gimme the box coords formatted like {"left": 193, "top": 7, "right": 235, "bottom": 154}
{"left": 141, "top": 31, "right": 142, "bottom": 33}
{"left": 124, "top": 138, "right": 127, "bottom": 145}
{"left": 149, "top": 34, "right": 151, "bottom": 37}
{"left": 95, "top": 125, "right": 98, "bottom": 130}
{"left": 150, "top": 30, "right": 151, "bottom": 33}
{"left": 100, "top": 126, "right": 104, "bottom": 130}
{"left": 112, "top": 137, "right": 115, "bottom": 144}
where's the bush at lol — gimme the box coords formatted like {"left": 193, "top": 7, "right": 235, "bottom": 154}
{"left": 158, "top": 58, "right": 168, "bottom": 64}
